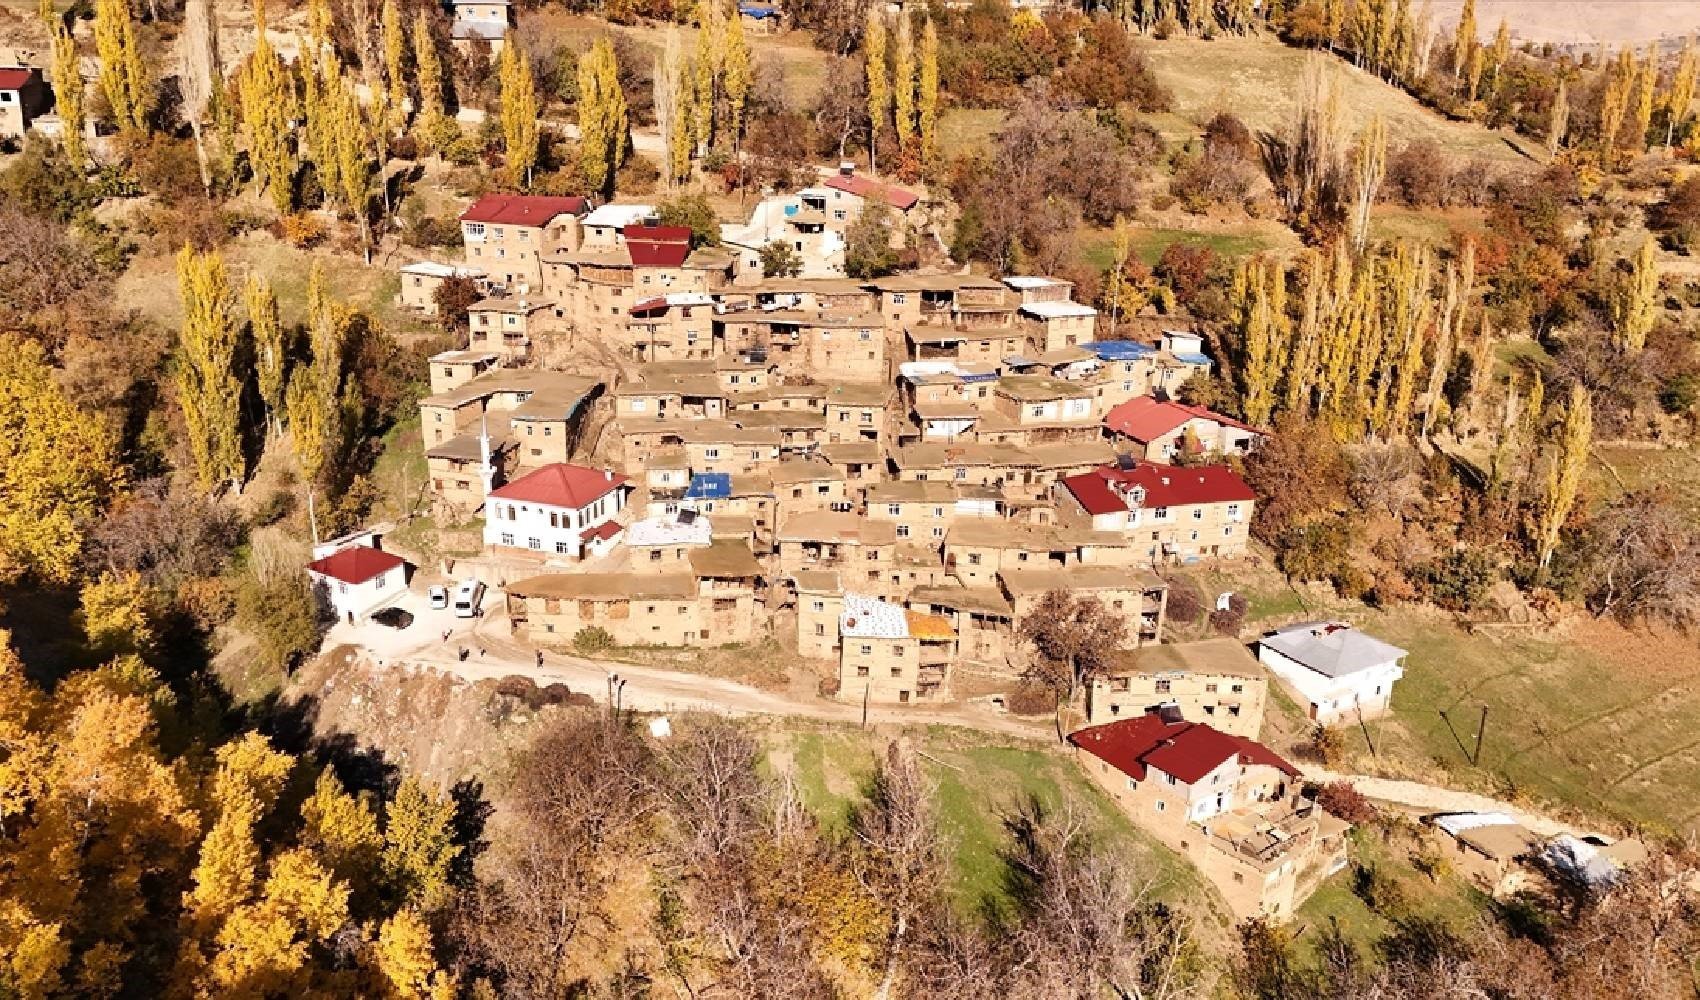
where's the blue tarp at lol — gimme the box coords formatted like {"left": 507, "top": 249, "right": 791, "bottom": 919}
{"left": 1081, "top": 341, "right": 1156, "bottom": 361}
{"left": 1173, "top": 352, "right": 1213, "bottom": 366}
{"left": 739, "top": 3, "right": 781, "bottom": 17}
{"left": 686, "top": 473, "right": 733, "bottom": 500}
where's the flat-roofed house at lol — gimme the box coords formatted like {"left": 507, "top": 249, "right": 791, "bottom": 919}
{"left": 459, "top": 193, "right": 589, "bottom": 291}
{"left": 1256, "top": 621, "right": 1406, "bottom": 725}
{"left": 507, "top": 574, "right": 717, "bottom": 646}
{"left": 775, "top": 511, "right": 898, "bottom": 594}
{"left": 1059, "top": 461, "right": 1256, "bottom": 561}
{"left": 468, "top": 295, "right": 558, "bottom": 362}
{"left": 793, "top": 569, "right": 845, "bottom": 659}
{"left": 905, "top": 584, "right": 1015, "bottom": 665}
{"left": 1104, "top": 397, "right": 1264, "bottom": 464}
{"left": 837, "top": 593, "right": 956, "bottom": 703}
{"left": 865, "top": 480, "right": 1001, "bottom": 545}
{"left": 1018, "top": 299, "right": 1099, "bottom": 352}
{"left": 1000, "top": 565, "right": 1167, "bottom": 649}
{"left": 399, "top": 262, "right": 488, "bottom": 315}
{"left": 1071, "top": 711, "right": 1347, "bottom": 921}
{"left": 1085, "top": 638, "right": 1269, "bottom": 735}
{"left": 483, "top": 463, "right": 632, "bottom": 561}
{"left": 448, "top": 0, "right": 514, "bottom": 54}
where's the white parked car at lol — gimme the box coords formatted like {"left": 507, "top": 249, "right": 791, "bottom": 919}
{"left": 428, "top": 585, "right": 449, "bottom": 610}
{"left": 454, "top": 580, "right": 486, "bottom": 618}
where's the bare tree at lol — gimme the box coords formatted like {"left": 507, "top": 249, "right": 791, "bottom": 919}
{"left": 853, "top": 742, "right": 944, "bottom": 1000}
{"left": 179, "top": 0, "right": 219, "bottom": 193}
{"left": 1019, "top": 591, "right": 1128, "bottom": 706}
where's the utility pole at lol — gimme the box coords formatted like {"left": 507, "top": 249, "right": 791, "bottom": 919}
{"left": 1472, "top": 705, "right": 1489, "bottom": 766}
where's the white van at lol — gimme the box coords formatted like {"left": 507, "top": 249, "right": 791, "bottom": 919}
{"left": 453, "top": 580, "right": 485, "bottom": 618}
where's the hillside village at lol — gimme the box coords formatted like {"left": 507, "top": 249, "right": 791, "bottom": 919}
{"left": 8, "top": 0, "right": 1700, "bottom": 995}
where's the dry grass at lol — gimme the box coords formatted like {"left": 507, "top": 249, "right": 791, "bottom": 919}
{"left": 1139, "top": 36, "right": 1541, "bottom": 165}
{"left": 1426, "top": 0, "right": 1700, "bottom": 46}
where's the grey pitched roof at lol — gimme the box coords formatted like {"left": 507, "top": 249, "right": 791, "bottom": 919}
{"left": 1260, "top": 621, "right": 1406, "bottom": 678}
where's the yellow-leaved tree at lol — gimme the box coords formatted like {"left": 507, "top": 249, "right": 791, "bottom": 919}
{"left": 499, "top": 33, "right": 540, "bottom": 188}
{"left": 175, "top": 246, "right": 245, "bottom": 494}
{"left": 0, "top": 335, "right": 122, "bottom": 584}
{"left": 237, "top": 0, "right": 298, "bottom": 213}
{"left": 94, "top": 0, "right": 150, "bottom": 134}
{"left": 380, "top": 777, "right": 461, "bottom": 914}
{"left": 576, "top": 38, "right": 630, "bottom": 199}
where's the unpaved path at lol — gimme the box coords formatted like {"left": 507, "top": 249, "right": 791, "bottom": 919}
{"left": 1300, "top": 765, "right": 1583, "bottom": 837}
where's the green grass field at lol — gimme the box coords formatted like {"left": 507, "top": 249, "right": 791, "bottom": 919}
{"left": 1295, "top": 828, "right": 1491, "bottom": 956}
{"left": 1082, "top": 224, "right": 1297, "bottom": 271}
{"left": 937, "top": 108, "right": 1007, "bottom": 159}
{"left": 761, "top": 722, "right": 1224, "bottom": 926}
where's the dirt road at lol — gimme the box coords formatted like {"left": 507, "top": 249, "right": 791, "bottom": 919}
{"left": 1300, "top": 765, "right": 1582, "bottom": 837}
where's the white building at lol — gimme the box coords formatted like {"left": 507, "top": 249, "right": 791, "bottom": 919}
{"left": 305, "top": 543, "right": 410, "bottom": 624}
{"left": 484, "top": 462, "right": 634, "bottom": 560}
{"left": 1257, "top": 621, "right": 1407, "bottom": 726}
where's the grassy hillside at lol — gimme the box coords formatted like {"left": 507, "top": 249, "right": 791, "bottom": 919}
{"left": 1139, "top": 36, "right": 1542, "bottom": 165}
{"left": 759, "top": 721, "right": 1229, "bottom": 929}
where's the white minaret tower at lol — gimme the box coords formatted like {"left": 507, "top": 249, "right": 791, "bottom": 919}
{"left": 478, "top": 411, "right": 495, "bottom": 496}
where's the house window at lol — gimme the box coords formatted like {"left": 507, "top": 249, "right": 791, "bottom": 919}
{"left": 860, "top": 644, "right": 872, "bottom": 655}
{"left": 892, "top": 293, "right": 907, "bottom": 304}
{"left": 528, "top": 538, "right": 541, "bottom": 550}
{"left": 706, "top": 448, "right": 720, "bottom": 459}
{"left": 896, "top": 525, "right": 910, "bottom": 538}
{"left": 967, "top": 553, "right": 981, "bottom": 565}
{"left": 815, "top": 623, "right": 826, "bottom": 636}
{"left": 1205, "top": 683, "right": 1218, "bottom": 693}
{"left": 555, "top": 542, "right": 570, "bottom": 554}
{"left": 1155, "top": 800, "right": 1165, "bottom": 812}
{"left": 857, "top": 665, "right": 869, "bottom": 676}
{"left": 1125, "top": 777, "right": 1138, "bottom": 790}
{"left": 500, "top": 532, "right": 514, "bottom": 546}
{"left": 1163, "top": 774, "right": 1177, "bottom": 786}
{"left": 887, "top": 504, "right": 901, "bottom": 516}
{"left": 1155, "top": 679, "right": 1171, "bottom": 694}
{"left": 1193, "top": 508, "right": 1204, "bottom": 520}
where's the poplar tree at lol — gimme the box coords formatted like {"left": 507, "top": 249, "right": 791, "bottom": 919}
{"left": 865, "top": 9, "right": 889, "bottom": 175}
{"left": 576, "top": 38, "right": 629, "bottom": 199}
{"left": 691, "top": 0, "right": 722, "bottom": 150}
{"left": 413, "top": 11, "right": 447, "bottom": 150}
{"left": 1451, "top": 0, "right": 1475, "bottom": 77}
{"left": 51, "top": 23, "right": 84, "bottom": 167}
{"left": 175, "top": 247, "right": 244, "bottom": 495}
{"left": 287, "top": 265, "right": 349, "bottom": 541}
{"left": 657, "top": 27, "right": 692, "bottom": 186}
{"left": 238, "top": 2, "right": 297, "bottom": 213}
{"left": 893, "top": 13, "right": 916, "bottom": 156}
{"left": 381, "top": 0, "right": 407, "bottom": 130}
{"left": 180, "top": 0, "right": 221, "bottom": 193}
{"left": 722, "top": 2, "right": 751, "bottom": 144}
{"left": 1609, "top": 238, "right": 1660, "bottom": 355}
{"left": 499, "top": 33, "right": 540, "bottom": 188}
{"left": 1488, "top": 19, "right": 1510, "bottom": 93}
{"left": 918, "top": 19, "right": 940, "bottom": 167}
{"left": 1667, "top": 37, "right": 1698, "bottom": 150}
{"left": 95, "top": 0, "right": 151, "bottom": 134}
{"left": 1548, "top": 78, "right": 1569, "bottom": 155}
{"left": 332, "top": 75, "right": 376, "bottom": 261}
{"left": 1598, "top": 48, "right": 1634, "bottom": 168}
{"left": 1632, "top": 45, "right": 1658, "bottom": 154}
{"left": 1349, "top": 115, "right": 1387, "bottom": 254}
{"left": 1536, "top": 384, "right": 1591, "bottom": 572}
{"left": 248, "top": 275, "right": 287, "bottom": 441}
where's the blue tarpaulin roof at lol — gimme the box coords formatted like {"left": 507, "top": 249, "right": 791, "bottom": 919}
{"left": 1082, "top": 341, "right": 1156, "bottom": 361}
{"left": 686, "top": 473, "right": 732, "bottom": 500}
{"left": 739, "top": 3, "right": 780, "bottom": 17}
{"left": 1174, "top": 352, "right": 1213, "bottom": 366}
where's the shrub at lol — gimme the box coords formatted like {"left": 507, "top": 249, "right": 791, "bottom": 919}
{"left": 279, "top": 213, "right": 327, "bottom": 248}
{"left": 444, "top": 134, "right": 484, "bottom": 167}
{"left": 237, "top": 572, "right": 326, "bottom": 674}
{"left": 250, "top": 489, "right": 296, "bottom": 528}
{"left": 1419, "top": 548, "right": 1498, "bottom": 612}
{"left": 1209, "top": 593, "right": 1248, "bottom": 635}
{"left": 1164, "top": 580, "right": 1207, "bottom": 625}
{"left": 1352, "top": 861, "right": 1408, "bottom": 916}
{"left": 616, "top": 155, "right": 661, "bottom": 196}
{"left": 1316, "top": 780, "right": 1379, "bottom": 824}
{"left": 1311, "top": 724, "right": 1347, "bottom": 766}
{"left": 1004, "top": 682, "right": 1056, "bottom": 717}
{"left": 573, "top": 626, "right": 614, "bottom": 655}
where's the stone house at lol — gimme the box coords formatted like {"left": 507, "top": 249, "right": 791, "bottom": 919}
{"left": 1059, "top": 461, "right": 1257, "bottom": 562}
{"left": 864, "top": 480, "right": 1001, "bottom": 546}
{"left": 1085, "top": 638, "right": 1269, "bottom": 736}
{"left": 1256, "top": 621, "right": 1407, "bottom": 725}
{"left": 459, "top": 193, "right": 589, "bottom": 292}
{"left": 1071, "top": 711, "right": 1349, "bottom": 922}
{"left": 507, "top": 574, "right": 727, "bottom": 647}
{"left": 399, "top": 262, "right": 488, "bottom": 315}
{"left": 999, "top": 565, "right": 1167, "bottom": 649}
{"left": 468, "top": 296, "right": 559, "bottom": 362}
{"left": 793, "top": 570, "right": 845, "bottom": 659}
{"left": 1104, "top": 397, "right": 1264, "bottom": 464}
{"left": 836, "top": 593, "right": 956, "bottom": 704}
{"left": 484, "top": 463, "right": 633, "bottom": 561}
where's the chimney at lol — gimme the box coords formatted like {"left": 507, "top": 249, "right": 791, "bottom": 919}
{"left": 604, "top": 468, "right": 614, "bottom": 480}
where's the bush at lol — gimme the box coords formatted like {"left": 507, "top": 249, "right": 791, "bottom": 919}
{"left": 1209, "top": 593, "right": 1248, "bottom": 635}
{"left": 279, "top": 213, "right": 327, "bottom": 248}
{"left": 402, "top": 214, "right": 464, "bottom": 248}
{"left": 616, "top": 154, "right": 661, "bottom": 196}
{"left": 250, "top": 489, "right": 296, "bottom": 528}
{"left": 444, "top": 134, "right": 484, "bottom": 167}
{"left": 1311, "top": 724, "right": 1347, "bottom": 766}
{"left": 1316, "top": 780, "right": 1378, "bottom": 824}
{"left": 573, "top": 626, "right": 614, "bottom": 654}
{"left": 1419, "top": 548, "right": 1498, "bottom": 612}
{"left": 1005, "top": 681, "right": 1056, "bottom": 717}
{"left": 237, "top": 573, "right": 326, "bottom": 674}
{"left": 1352, "top": 861, "right": 1408, "bottom": 916}
{"left": 1164, "top": 580, "right": 1207, "bottom": 625}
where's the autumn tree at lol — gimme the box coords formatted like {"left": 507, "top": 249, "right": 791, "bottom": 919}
{"left": 238, "top": 2, "right": 298, "bottom": 213}
{"left": 175, "top": 247, "right": 244, "bottom": 494}
{"left": 722, "top": 1, "right": 752, "bottom": 144}
{"left": 499, "top": 32, "right": 540, "bottom": 187}
{"left": 892, "top": 13, "right": 916, "bottom": 161}
{"left": 51, "top": 22, "right": 84, "bottom": 167}
{"left": 864, "top": 8, "right": 888, "bottom": 174}
{"left": 1348, "top": 115, "right": 1387, "bottom": 254}
{"left": 94, "top": 0, "right": 150, "bottom": 135}
{"left": 576, "top": 38, "right": 629, "bottom": 199}
{"left": 917, "top": 19, "right": 940, "bottom": 167}
{"left": 1608, "top": 237, "right": 1660, "bottom": 355}
{"left": 1535, "top": 383, "right": 1591, "bottom": 572}
{"left": 248, "top": 275, "right": 287, "bottom": 441}
{"left": 180, "top": 0, "right": 220, "bottom": 192}
{"left": 413, "top": 11, "right": 448, "bottom": 151}
{"left": 1548, "top": 77, "right": 1569, "bottom": 155}
{"left": 1019, "top": 591, "right": 1128, "bottom": 705}
{"left": 382, "top": 777, "right": 460, "bottom": 914}
{"left": 853, "top": 743, "right": 942, "bottom": 1000}
{"left": 1666, "top": 37, "right": 1698, "bottom": 150}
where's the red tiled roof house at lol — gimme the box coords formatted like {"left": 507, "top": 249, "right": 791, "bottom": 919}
{"left": 482, "top": 462, "right": 633, "bottom": 561}
{"left": 0, "top": 66, "right": 51, "bottom": 142}
{"left": 305, "top": 544, "right": 410, "bottom": 625}
{"left": 1103, "top": 397, "right": 1264, "bottom": 464}
{"left": 1059, "top": 461, "right": 1257, "bottom": 562}
{"left": 459, "top": 194, "right": 592, "bottom": 293}
{"left": 1070, "top": 710, "right": 1348, "bottom": 921}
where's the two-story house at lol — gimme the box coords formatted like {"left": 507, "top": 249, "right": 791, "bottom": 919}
{"left": 483, "top": 463, "right": 633, "bottom": 560}
{"left": 1060, "top": 461, "right": 1257, "bottom": 561}
{"left": 459, "top": 194, "right": 590, "bottom": 292}
{"left": 836, "top": 593, "right": 956, "bottom": 704}
{"left": 1085, "top": 638, "right": 1269, "bottom": 736}
{"left": 0, "top": 66, "right": 50, "bottom": 142}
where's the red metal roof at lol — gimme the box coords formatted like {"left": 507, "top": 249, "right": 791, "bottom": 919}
{"left": 490, "top": 463, "right": 629, "bottom": 510}
{"left": 1061, "top": 462, "right": 1256, "bottom": 515}
{"left": 622, "top": 225, "right": 693, "bottom": 268}
{"left": 0, "top": 68, "right": 36, "bottom": 91}
{"left": 580, "top": 520, "right": 623, "bottom": 543}
{"left": 1103, "top": 397, "right": 1261, "bottom": 443}
{"left": 459, "top": 194, "right": 590, "bottom": 226}
{"left": 631, "top": 296, "right": 669, "bottom": 314}
{"left": 823, "top": 174, "right": 920, "bottom": 211}
{"left": 1069, "top": 713, "right": 1299, "bottom": 785}
{"left": 306, "top": 545, "right": 406, "bottom": 585}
